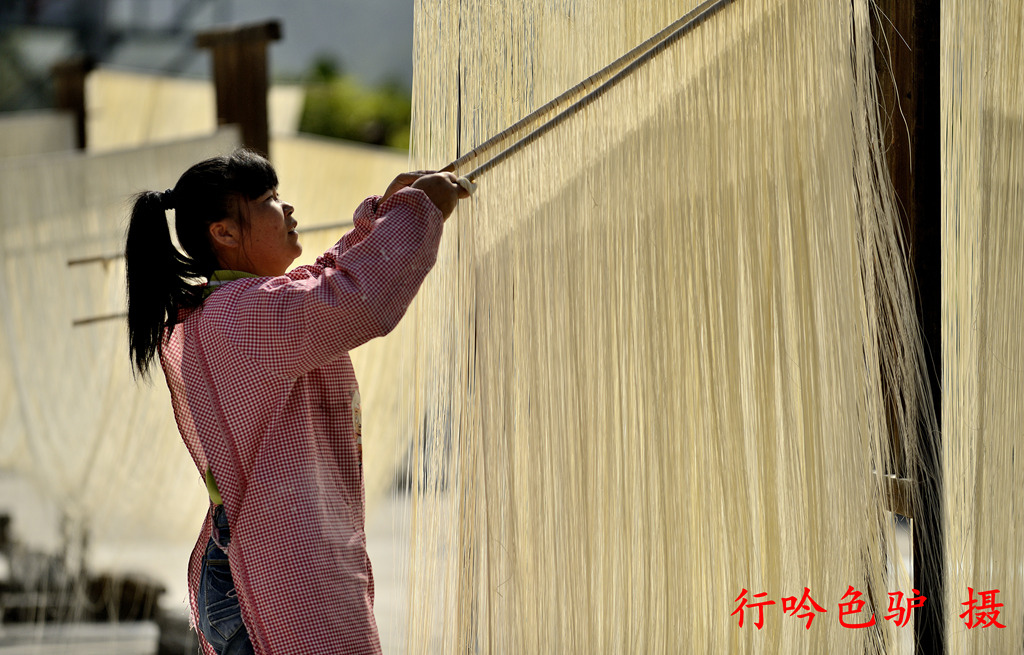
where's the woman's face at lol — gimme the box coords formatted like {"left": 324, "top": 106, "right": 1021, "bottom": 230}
{"left": 237, "top": 188, "right": 302, "bottom": 276}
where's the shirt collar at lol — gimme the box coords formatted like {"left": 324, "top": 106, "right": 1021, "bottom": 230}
{"left": 203, "top": 269, "right": 260, "bottom": 298}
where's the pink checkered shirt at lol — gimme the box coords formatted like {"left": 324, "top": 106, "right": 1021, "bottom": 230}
{"left": 160, "top": 188, "right": 443, "bottom": 654}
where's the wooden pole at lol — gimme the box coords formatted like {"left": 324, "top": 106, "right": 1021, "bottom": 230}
{"left": 51, "top": 55, "right": 93, "bottom": 150}
{"left": 871, "top": 0, "right": 942, "bottom": 652}
{"left": 196, "top": 20, "right": 282, "bottom": 157}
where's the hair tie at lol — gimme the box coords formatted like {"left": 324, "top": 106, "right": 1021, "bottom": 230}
{"left": 159, "top": 188, "right": 176, "bottom": 210}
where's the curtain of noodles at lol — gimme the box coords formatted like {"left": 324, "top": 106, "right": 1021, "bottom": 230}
{"left": 85, "top": 69, "right": 305, "bottom": 153}
{"left": 942, "top": 0, "right": 1024, "bottom": 652}
{"left": 0, "top": 111, "right": 76, "bottom": 158}
{"left": 404, "top": 0, "right": 929, "bottom": 652}
{"left": 85, "top": 69, "right": 217, "bottom": 152}
{"left": 0, "top": 132, "right": 239, "bottom": 559}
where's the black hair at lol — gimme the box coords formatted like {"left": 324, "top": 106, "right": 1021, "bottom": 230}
{"left": 125, "top": 148, "right": 278, "bottom": 377}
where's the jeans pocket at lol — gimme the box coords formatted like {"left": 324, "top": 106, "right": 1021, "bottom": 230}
{"left": 199, "top": 542, "right": 250, "bottom": 650}
{"left": 205, "top": 595, "right": 246, "bottom": 642}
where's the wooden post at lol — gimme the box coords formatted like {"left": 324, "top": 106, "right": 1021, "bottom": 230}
{"left": 871, "top": 1, "right": 941, "bottom": 652}
{"left": 51, "top": 55, "right": 93, "bottom": 150}
{"left": 196, "top": 20, "right": 282, "bottom": 157}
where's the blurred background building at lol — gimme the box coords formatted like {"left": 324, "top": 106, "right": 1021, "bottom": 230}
{"left": 1, "top": 0, "right": 415, "bottom": 148}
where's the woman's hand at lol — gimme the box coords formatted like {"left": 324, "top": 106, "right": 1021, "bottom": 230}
{"left": 380, "top": 171, "right": 434, "bottom": 205}
{"left": 411, "top": 172, "right": 472, "bottom": 220}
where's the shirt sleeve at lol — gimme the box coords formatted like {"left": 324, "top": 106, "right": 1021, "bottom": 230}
{"left": 282, "top": 195, "right": 380, "bottom": 281}
{"left": 206, "top": 187, "right": 444, "bottom": 378}
{"left": 335, "top": 195, "right": 380, "bottom": 254}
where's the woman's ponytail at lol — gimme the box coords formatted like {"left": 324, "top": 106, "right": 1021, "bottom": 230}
{"left": 124, "top": 149, "right": 279, "bottom": 378}
{"left": 125, "top": 189, "right": 200, "bottom": 378}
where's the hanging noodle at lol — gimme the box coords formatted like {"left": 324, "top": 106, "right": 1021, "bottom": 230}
{"left": 942, "top": 0, "right": 1024, "bottom": 651}
{"left": 0, "top": 111, "right": 76, "bottom": 158}
{"left": 398, "top": 0, "right": 932, "bottom": 652}
{"left": 0, "top": 1, "right": 956, "bottom": 651}
{"left": 85, "top": 68, "right": 305, "bottom": 153}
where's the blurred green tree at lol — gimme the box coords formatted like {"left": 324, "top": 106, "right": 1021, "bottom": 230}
{"left": 299, "top": 55, "right": 411, "bottom": 150}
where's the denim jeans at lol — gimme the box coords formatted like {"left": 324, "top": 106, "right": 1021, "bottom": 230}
{"left": 197, "top": 505, "right": 254, "bottom": 655}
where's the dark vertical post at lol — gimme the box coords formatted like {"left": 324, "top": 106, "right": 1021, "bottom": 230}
{"left": 51, "top": 55, "right": 93, "bottom": 150}
{"left": 195, "top": 20, "right": 282, "bottom": 157}
{"left": 871, "top": 1, "right": 942, "bottom": 653}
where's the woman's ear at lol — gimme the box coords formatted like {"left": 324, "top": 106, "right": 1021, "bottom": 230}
{"left": 208, "top": 219, "right": 241, "bottom": 250}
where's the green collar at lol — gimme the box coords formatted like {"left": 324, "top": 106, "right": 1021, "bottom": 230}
{"left": 203, "top": 269, "right": 260, "bottom": 298}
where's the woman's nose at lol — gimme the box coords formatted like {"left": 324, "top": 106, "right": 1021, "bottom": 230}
{"left": 283, "top": 201, "right": 294, "bottom": 215}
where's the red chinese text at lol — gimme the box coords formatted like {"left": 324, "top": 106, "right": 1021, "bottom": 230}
{"left": 781, "top": 587, "right": 828, "bottom": 629}
{"left": 734, "top": 586, "right": 930, "bottom": 630}
{"left": 884, "top": 589, "right": 927, "bottom": 628}
{"left": 960, "top": 588, "right": 1007, "bottom": 629}
{"left": 732, "top": 589, "right": 776, "bottom": 630}
{"left": 838, "top": 586, "right": 876, "bottom": 628}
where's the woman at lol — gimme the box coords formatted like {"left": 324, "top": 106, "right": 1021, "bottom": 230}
{"left": 125, "top": 149, "right": 469, "bottom": 654}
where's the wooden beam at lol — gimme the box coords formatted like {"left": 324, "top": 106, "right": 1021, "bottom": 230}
{"left": 51, "top": 55, "right": 94, "bottom": 150}
{"left": 195, "top": 21, "right": 282, "bottom": 48}
{"left": 196, "top": 20, "right": 282, "bottom": 156}
{"left": 871, "top": 0, "right": 941, "bottom": 652}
